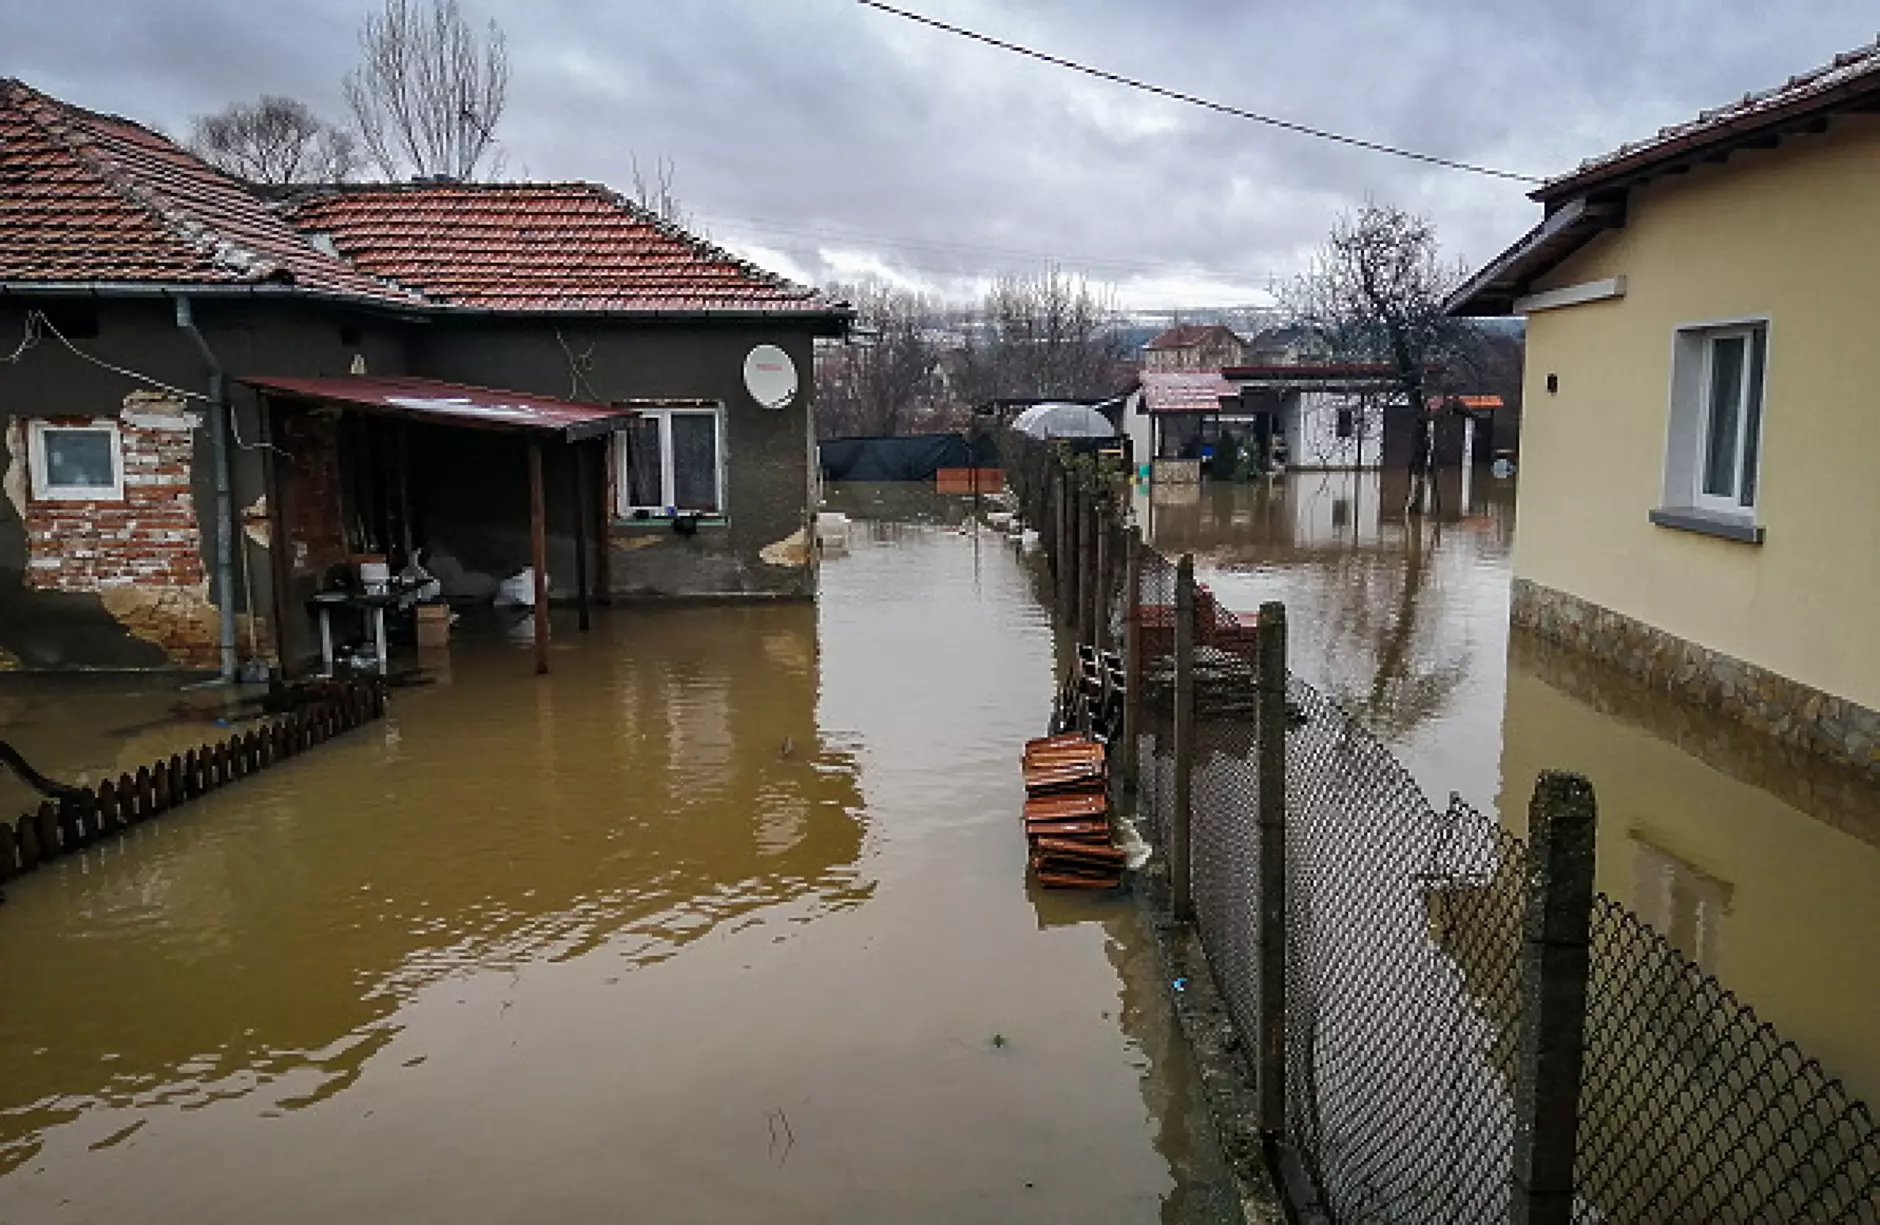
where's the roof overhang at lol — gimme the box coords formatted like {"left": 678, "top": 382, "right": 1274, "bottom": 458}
{"left": 1443, "top": 196, "right": 1627, "bottom": 317}
{"left": 242, "top": 375, "right": 638, "bottom": 441}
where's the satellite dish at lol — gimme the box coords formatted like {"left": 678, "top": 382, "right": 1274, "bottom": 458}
{"left": 743, "top": 344, "right": 798, "bottom": 410}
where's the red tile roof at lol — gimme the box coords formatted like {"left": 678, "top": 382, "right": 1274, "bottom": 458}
{"left": 241, "top": 375, "right": 639, "bottom": 440}
{"left": 276, "top": 182, "right": 838, "bottom": 314}
{"left": 1143, "top": 323, "right": 1242, "bottom": 351}
{"left": 0, "top": 79, "right": 411, "bottom": 301}
{"left": 1138, "top": 369, "right": 1238, "bottom": 414}
{"left": 1538, "top": 37, "right": 1880, "bottom": 201}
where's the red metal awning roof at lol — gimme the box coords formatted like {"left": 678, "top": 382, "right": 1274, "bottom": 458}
{"left": 241, "top": 375, "right": 637, "bottom": 440}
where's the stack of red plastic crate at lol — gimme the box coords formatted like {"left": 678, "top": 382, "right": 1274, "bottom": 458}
{"left": 1019, "top": 733, "right": 1125, "bottom": 888}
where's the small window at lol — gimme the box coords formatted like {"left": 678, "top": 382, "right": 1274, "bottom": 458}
{"left": 1663, "top": 321, "right": 1768, "bottom": 522}
{"left": 29, "top": 420, "right": 123, "bottom": 501}
{"left": 615, "top": 407, "right": 724, "bottom": 516}
{"left": 1335, "top": 406, "right": 1356, "bottom": 440}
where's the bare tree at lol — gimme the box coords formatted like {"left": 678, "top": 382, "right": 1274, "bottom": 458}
{"left": 630, "top": 154, "right": 688, "bottom": 226}
{"left": 188, "top": 96, "right": 359, "bottom": 183}
{"left": 343, "top": 0, "right": 509, "bottom": 181}
{"left": 956, "top": 267, "right": 1131, "bottom": 405}
{"left": 815, "top": 282, "right": 945, "bottom": 438}
{"left": 1284, "top": 205, "right": 1471, "bottom": 515}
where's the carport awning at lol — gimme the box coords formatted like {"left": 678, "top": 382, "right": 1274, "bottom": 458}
{"left": 241, "top": 375, "right": 636, "bottom": 441}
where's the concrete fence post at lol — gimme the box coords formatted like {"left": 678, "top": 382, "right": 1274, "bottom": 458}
{"left": 1079, "top": 475, "right": 1098, "bottom": 644}
{"left": 1121, "top": 526, "right": 1144, "bottom": 795}
{"left": 1171, "top": 553, "right": 1196, "bottom": 922}
{"left": 1510, "top": 771, "right": 1599, "bottom": 1225}
{"left": 1056, "top": 463, "right": 1072, "bottom": 620}
{"left": 1256, "top": 600, "right": 1289, "bottom": 1134}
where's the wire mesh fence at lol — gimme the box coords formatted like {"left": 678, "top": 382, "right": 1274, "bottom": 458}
{"left": 1011, "top": 442, "right": 1880, "bottom": 1223}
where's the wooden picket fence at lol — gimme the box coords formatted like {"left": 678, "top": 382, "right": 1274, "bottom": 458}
{"left": 0, "top": 679, "right": 384, "bottom": 884}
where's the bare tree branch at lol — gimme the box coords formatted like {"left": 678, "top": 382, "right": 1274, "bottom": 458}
{"left": 343, "top": 0, "right": 509, "bottom": 181}
{"left": 187, "top": 96, "right": 359, "bottom": 184}
{"left": 815, "top": 281, "right": 946, "bottom": 438}
{"left": 1282, "top": 204, "right": 1471, "bottom": 515}
{"left": 955, "top": 267, "right": 1131, "bottom": 406}
{"left": 630, "top": 154, "right": 688, "bottom": 226}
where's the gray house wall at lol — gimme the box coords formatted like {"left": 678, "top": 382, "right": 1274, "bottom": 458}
{"left": 412, "top": 320, "right": 820, "bottom": 602}
{"left": 0, "top": 296, "right": 822, "bottom": 670}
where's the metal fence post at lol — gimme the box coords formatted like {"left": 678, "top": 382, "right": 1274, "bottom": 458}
{"left": 1121, "top": 526, "right": 1143, "bottom": 794}
{"left": 1256, "top": 600, "right": 1289, "bottom": 1135}
{"left": 1171, "top": 553, "right": 1196, "bottom": 921}
{"left": 1511, "top": 771, "right": 1599, "bottom": 1225}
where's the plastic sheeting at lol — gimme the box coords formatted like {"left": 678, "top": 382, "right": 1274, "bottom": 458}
{"left": 818, "top": 433, "right": 999, "bottom": 482}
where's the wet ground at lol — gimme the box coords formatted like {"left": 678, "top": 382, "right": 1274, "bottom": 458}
{"left": 1150, "top": 467, "right": 1880, "bottom": 1109}
{"left": 0, "top": 487, "right": 1231, "bottom": 1224}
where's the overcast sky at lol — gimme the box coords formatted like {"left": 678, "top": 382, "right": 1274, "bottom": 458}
{"left": 4, "top": 1, "right": 1875, "bottom": 308}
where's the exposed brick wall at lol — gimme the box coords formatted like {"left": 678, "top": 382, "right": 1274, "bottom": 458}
{"left": 17, "top": 391, "right": 221, "bottom": 668}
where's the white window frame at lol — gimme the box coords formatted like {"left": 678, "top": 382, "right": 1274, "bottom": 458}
{"left": 614, "top": 405, "right": 726, "bottom": 518}
{"left": 1662, "top": 317, "right": 1769, "bottom": 523}
{"left": 28, "top": 419, "right": 124, "bottom": 502}
{"left": 1693, "top": 326, "right": 1763, "bottom": 515}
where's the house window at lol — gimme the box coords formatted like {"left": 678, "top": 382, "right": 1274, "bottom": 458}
{"left": 1335, "top": 406, "right": 1356, "bottom": 440}
{"left": 1663, "top": 322, "right": 1767, "bottom": 522}
{"left": 28, "top": 420, "right": 123, "bottom": 501}
{"left": 616, "top": 406, "right": 724, "bottom": 516}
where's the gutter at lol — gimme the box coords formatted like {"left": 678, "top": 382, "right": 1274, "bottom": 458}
{"left": 0, "top": 281, "right": 854, "bottom": 334}
{"left": 173, "top": 296, "right": 239, "bottom": 684}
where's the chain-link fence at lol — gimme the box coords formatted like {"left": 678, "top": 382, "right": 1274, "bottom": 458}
{"left": 1010, "top": 443, "right": 1880, "bottom": 1223}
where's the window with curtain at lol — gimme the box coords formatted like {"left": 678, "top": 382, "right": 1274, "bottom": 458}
{"left": 615, "top": 408, "right": 723, "bottom": 515}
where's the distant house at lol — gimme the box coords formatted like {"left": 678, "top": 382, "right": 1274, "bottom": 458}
{"left": 1121, "top": 370, "right": 1239, "bottom": 461}
{"left": 1447, "top": 40, "right": 1880, "bottom": 776}
{"left": 0, "top": 79, "right": 849, "bottom": 673}
{"left": 1219, "top": 362, "right": 1391, "bottom": 471}
{"left": 1141, "top": 323, "right": 1245, "bottom": 371}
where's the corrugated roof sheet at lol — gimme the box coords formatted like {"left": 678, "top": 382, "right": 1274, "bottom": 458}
{"left": 242, "top": 375, "right": 639, "bottom": 440}
{"left": 1539, "top": 37, "right": 1880, "bottom": 200}
{"left": 0, "top": 79, "right": 413, "bottom": 301}
{"left": 1139, "top": 369, "right": 1238, "bottom": 414}
{"left": 277, "top": 182, "right": 839, "bottom": 314}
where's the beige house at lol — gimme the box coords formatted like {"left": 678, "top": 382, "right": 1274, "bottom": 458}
{"left": 1449, "top": 41, "right": 1880, "bottom": 778}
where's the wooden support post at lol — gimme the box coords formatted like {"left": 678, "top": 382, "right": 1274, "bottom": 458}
{"left": 1121, "top": 526, "right": 1143, "bottom": 795}
{"left": 1055, "top": 463, "right": 1071, "bottom": 616}
{"left": 1093, "top": 501, "right": 1111, "bottom": 654}
{"left": 528, "top": 439, "right": 550, "bottom": 675}
{"left": 1079, "top": 478, "right": 1098, "bottom": 645}
{"left": 1510, "top": 772, "right": 1599, "bottom": 1225}
{"left": 592, "top": 441, "right": 612, "bottom": 606}
{"left": 573, "top": 443, "right": 592, "bottom": 632}
{"left": 1256, "top": 600, "right": 1289, "bottom": 1134}
{"left": 1171, "top": 553, "right": 1196, "bottom": 922}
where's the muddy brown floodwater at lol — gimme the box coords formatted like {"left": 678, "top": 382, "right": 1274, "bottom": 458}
{"left": 1153, "top": 467, "right": 1880, "bottom": 1110}
{"left": 0, "top": 486, "right": 1232, "bottom": 1224}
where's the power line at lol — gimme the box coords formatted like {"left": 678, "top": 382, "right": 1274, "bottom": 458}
{"left": 856, "top": 1, "right": 1544, "bottom": 184}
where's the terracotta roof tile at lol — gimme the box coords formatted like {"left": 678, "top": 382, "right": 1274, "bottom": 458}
{"left": 0, "top": 79, "right": 412, "bottom": 301}
{"left": 1143, "top": 323, "right": 1243, "bottom": 351}
{"left": 277, "top": 182, "right": 840, "bottom": 314}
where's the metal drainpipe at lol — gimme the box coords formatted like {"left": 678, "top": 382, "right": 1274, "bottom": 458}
{"left": 174, "top": 296, "right": 239, "bottom": 683}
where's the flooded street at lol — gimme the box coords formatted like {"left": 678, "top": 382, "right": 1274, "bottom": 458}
{"left": 0, "top": 489, "right": 1229, "bottom": 1224}
{"left": 1156, "top": 468, "right": 1880, "bottom": 1110}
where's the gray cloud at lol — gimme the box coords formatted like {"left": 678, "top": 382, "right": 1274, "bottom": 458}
{"left": 3, "top": 0, "right": 1874, "bottom": 305}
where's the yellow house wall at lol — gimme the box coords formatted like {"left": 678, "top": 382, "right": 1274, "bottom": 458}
{"left": 1515, "top": 116, "right": 1880, "bottom": 710}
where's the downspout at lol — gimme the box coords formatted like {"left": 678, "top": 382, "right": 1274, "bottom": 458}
{"left": 174, "top": 296, "right": 239, "bottom": 683}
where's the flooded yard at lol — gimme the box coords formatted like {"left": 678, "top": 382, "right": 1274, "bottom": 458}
{"left": 1158, "top": 468, "right": 1880, "bottom": 1110}
{"left": 0, "top": 488, "right": 1229, "bottom": 1224}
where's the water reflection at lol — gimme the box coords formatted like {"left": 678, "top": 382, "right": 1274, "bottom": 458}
{"left": 1155, "top": 468, "right": 1880, "bottom": 1113}
{"left": 0, "top": 604, "right": 870, "bottom": 1181}
{"left": 0, "top": 490, "right": 1232, "bottom": 1225}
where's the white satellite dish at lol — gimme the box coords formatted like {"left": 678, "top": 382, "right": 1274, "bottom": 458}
{"left": 743, "top": 344, "right": 798, "bottom": 410}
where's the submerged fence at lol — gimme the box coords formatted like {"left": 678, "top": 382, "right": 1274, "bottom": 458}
{"left": 1009, "top": 435, "right": 1880, "bottom": 1223}
{"left": 0, "top": 679, "right": 384, "bottom": 885}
